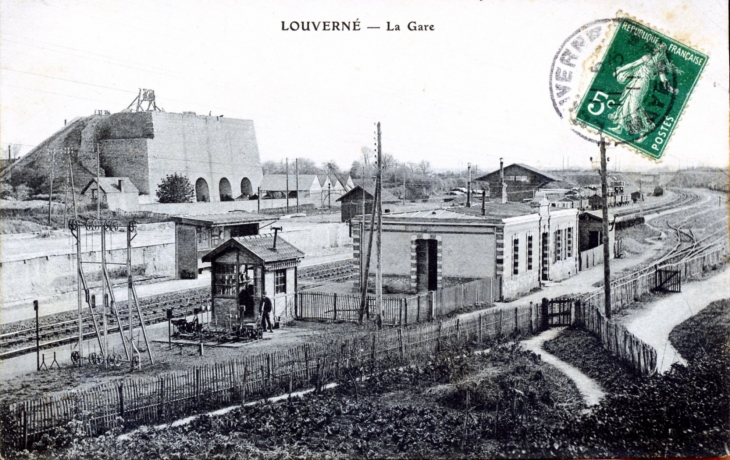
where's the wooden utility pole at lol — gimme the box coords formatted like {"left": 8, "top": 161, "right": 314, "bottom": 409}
{"left": 127, "top": 222, "right": 135, "bottom": 370}
{"left": 101, "top": 226, "right": 109, "bottom": 367}
{"left": 358, "top": 175, "right": 378, "bottom": 323}
{"left": 467, "top": 163, "right": 472, "bottom": 208}
{"left": 76, "top": 222, "right": 83, "bottom": 362}
{"left": 600, "top": 137, "right": 612, "bottom": 319}
{"left": 402, "top": 163, "right": 406, "bottom": 205}
{"left": 285, "top": 158, "right": 289, "bottom": 214}
{"left": 68, "top": 149, "right": 78, "bottom": 219}
{"left": 376, "top": 122, "right": 383, "bottom": 324}
{"left": 295, "top": 158, "right": 299, "bottom": 213}
{"left": 48, "top": 149, "right": 56, "bottom": 226}
{"left": 96, "top": 144, "right": 101, "bottom": 219}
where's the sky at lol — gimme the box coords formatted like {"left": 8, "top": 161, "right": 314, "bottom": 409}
{"left": 0, "top": 0, "right": 727, "bottom": 174}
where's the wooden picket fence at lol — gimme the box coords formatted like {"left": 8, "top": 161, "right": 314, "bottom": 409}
{"left": 297, "top": 277, "right": 499, "bottom": 325}
{"left": 574, "top": 300, "right": 657, "bottom": 375}
{"left": 574, "top": 242, "right": 727, "bottom": 375}
{"left": 3, "top": 301, "right": 539, "bottom": 449}
{"left": 582, "top": 243, "right": 727, "bottom": 315}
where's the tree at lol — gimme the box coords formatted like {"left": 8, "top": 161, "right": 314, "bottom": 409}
{"left": 156, "top": 173, "right": 194, "bottom": 203}
{"left": 418, "top": 160, "right": 431, "bottom": 176}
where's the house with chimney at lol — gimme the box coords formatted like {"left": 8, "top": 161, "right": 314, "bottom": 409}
{"left": 475, "top": 159, "right": 562, "bottom": 203}
{"left": 80, "top": 177, "right": 139, "bottom": 211}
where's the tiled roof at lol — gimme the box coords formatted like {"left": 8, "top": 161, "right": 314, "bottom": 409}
{"left": 475, "top": 163, "right": 561, "bottom": 182}
{"left": 202, "top": 234, "right": 305, "bottom": 263}
{"left": 81, "top": 177, "right": 138, "bottom": 195}
{"left": 336, "top": 185, "right": 400, "bottom": 203}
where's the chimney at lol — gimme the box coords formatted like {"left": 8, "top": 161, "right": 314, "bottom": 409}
{"left": 118, "top": 179, "right": 123, "bottom": 192}
{"left": 271, "top": 226, "right": 282, "bottom": 250}
{"left": 500, "top": 158, "right": 507, "bottom": 204}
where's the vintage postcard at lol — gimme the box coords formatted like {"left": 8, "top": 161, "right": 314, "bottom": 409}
{"left": 0, "top": 0, "right": 727, "bottom": 458}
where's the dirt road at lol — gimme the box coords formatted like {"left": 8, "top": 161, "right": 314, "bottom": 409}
{"left": 619, "top": 265, "right": 730, "bottom": 373}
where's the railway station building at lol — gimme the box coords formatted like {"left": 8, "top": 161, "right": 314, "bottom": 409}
{"left": 353, "top": 201, "right": 579, "bottom": 301}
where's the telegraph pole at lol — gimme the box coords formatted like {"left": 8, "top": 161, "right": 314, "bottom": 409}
{"left": 68, "top": 149, "right": 78, "bottom": 219}
{"left": 285, "top": 158, "right": 289, "bottom": 214}
{"left": 127, "top": 222, "right": 134, "bottom": 370}
{"left": 376, "top": 122, "right": 383, "bottom": 324}
{"left": 96, "top": 144, "right": 101, "bottom": 219}
{"left": 48, "top": 149, "right": 56, "bottom": 226}
{"left": 295, "top": 158, "right": 299, "bottom": 213}
{"left": 599, "top": 137, "right": 612, "bottom": 319}
{"left": 467, "top": 163, "right": 472, "bottom": 208}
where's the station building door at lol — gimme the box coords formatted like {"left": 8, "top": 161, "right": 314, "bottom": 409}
{"left": 415, "top": 239, "right": 438, "bottom": 292}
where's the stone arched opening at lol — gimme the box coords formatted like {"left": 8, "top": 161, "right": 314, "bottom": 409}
{"left": 219, "top": 177, "right": 233, "bottom": 201}
{"left": 240, "top": 177, "right": 253, "bottom": 198}
{"left": 195, "top": 178, "right": 209, "bottom": 202}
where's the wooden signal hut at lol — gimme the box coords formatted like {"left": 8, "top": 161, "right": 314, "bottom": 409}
{"left": 202, "top": 234, "right": 304, "bottom": 330}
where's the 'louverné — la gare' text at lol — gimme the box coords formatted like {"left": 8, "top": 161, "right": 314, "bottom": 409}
{"left": 281, "top": 21, "right": 435, "bottom": 31}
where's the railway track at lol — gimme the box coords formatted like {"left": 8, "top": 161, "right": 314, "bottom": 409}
{"left": 613, "top": 189, "right": 701, "bottom": 220}
{"left": 0, "top": 189, "right": 717, "bottom": 360}
{"left": 1, "top": 259, "right": 359, "bottom": 360}
{"left": 0, "top": 288, "right": 210, "bottom": 359}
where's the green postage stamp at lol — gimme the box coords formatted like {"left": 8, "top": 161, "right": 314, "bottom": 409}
{"left": 574, "top": 17, "right": 708, "bottom": 160}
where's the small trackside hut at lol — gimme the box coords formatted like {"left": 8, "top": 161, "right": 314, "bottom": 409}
{"left": 202, "top": 234, "right": 304, "bottom": 332}
{"left": 171, "top": 213, "right": 277, "bottom": 279}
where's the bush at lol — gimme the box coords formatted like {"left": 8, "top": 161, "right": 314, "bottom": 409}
{"left": 156, "top": 173, "right": 194, "bottom": 203}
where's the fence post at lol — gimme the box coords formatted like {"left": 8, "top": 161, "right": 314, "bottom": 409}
{"left": 430, "top": 291, "right": 436, "bottom": 320}
{"left": 399, "top": 299, "right": 404, "bottom": 327}
{"left": 195, "top": 368, "right": 201, "bottom": 403}
{"left": 158, "top": 378, "right": 165, "bottom": 420}
{"left": 456, "top": 318, "right": 460, "bottom": 341}
{"left": 478, "top": 314, "right": 483, "bottom": 343}
{"left": 404, "top": 298, "right": 408, "bottom": 325}
{"left": 370, "top": 334, "right": 376, "bottom": 374}
{"left": 398, "top": 328, "right": 404, "bottom": 362}
{"left": 22, "top": 405, "right": 27, "bottom": 450}
{"left": 118, "top": 383, "right": 124, "bottom": 417}
{"left": 242, "top": 364, "right": 248, "bottom": 402}
{"left": 333, "top": 293, "right": 338, "bottom": 321}
{"left": 417, "top": 295, "right": 421, "bottom": 322}
{"left": 540, "top": 298, "right": 549, "bottom": 330}
{"left": 304, "top": 345, "right": 310, "bottom": 380}
{"left": 514, "top": 307, "right": 519, "bottom": 334}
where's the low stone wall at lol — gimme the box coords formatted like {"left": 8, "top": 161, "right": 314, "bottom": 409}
{"left": 0, "top": 223, "right": 175, "bottom": 304}
{"left": 273, "top": 222, "right": 352, "bottom": 254}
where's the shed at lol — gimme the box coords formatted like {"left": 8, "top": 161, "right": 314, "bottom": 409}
{"left": 202, "top": 234, "right": 304, "bottom": 328}
{"left": 80, "top": 177, "right": 139, "bottom": 211}
{"left": 259, "top": 174, "right": 321, "bottom": 203}
{"left": 170, "top": 213, "right": 277, "bottom": 279}
{"left": 335, "top": 185, "right": 400, "bottom": 222}
{"left": 475, "top": 162, "right": 561, "bottom": 202}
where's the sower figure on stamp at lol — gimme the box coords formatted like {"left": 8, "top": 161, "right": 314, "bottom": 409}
{"left": 260, "top": 295, "right": 274, "bottom": 333}
{"left": 608, "top": 42, "right": 680, "bottom": 140}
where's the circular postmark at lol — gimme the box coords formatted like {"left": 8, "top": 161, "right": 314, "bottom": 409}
{"left": 550, "top": 18, "right": 678, "bottom": 148}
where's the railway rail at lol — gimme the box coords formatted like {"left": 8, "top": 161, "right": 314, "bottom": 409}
{"left": 0, "top": 189, "right": 719, "bottom": 361}
{"left": 0, "top": 288, "right": 210, "bottom": 359}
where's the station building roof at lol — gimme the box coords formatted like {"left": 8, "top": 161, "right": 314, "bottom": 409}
{"left": 170, "top": 213, "right": 277, "bottom": 227}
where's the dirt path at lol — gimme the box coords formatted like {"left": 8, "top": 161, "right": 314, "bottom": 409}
{"left": 619, "top": 265, "right": 730, "bottom": 373}
{"left": 520, "top": 327, "right": 605, "bottom": 406}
